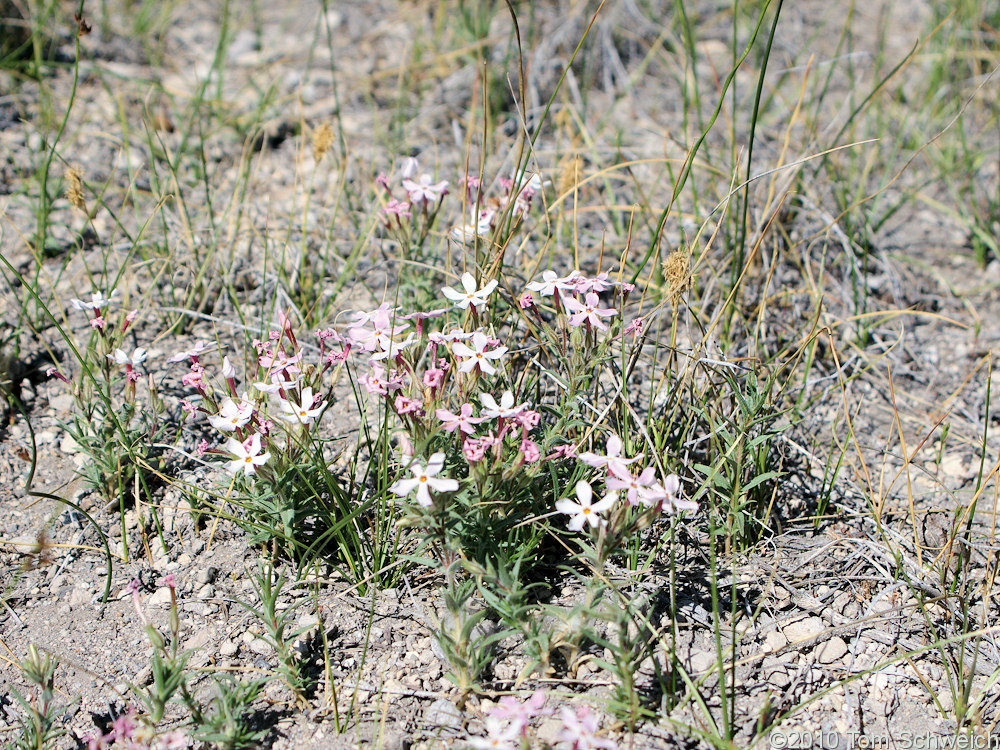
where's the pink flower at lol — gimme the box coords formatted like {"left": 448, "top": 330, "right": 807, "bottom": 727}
{"left": 555, "top": 481, "right": 616, "bottom": 531}
{"left": 403, "top": 173, "right": 449, "bottom": 204}
{"left": 520, "top": 438, "right": 540, "bottom": 463}
{"left": 452, "top": 331, "right": 508, "bottom": 375}
{"left": 360, "top": 364, "right": 401, "bottom": 396}
{"left": 394, "top": 395, "right": 424, "bottom": 415}
{"left": 640, "top": 474, "right": 698, "bottom": 514}
{"left": 436, "top": 403, "right": 484, "bottom": 435}
{"left": 89, "top": 316, "right": 106, "bottom": 330}
{"left": 383, "top": 199, "right": 411, "bottom": 219}
{"left": 423, "top": 367, "right": 445, "bottom": 389}
{"left": 490, "top": 689, "right": 547, "bottom": 734}
{"left": 514, "top": 409, "right": 541, "bottom": 430}
{"left": 196, "top": 439, "right": 208, "bottom": 457}
{"left": 441, "top": 272, "right": 499, "bottom": 311}
{"left": 518, "top": 292, "right": 534, "bottom": 309}
{"left": 428, "top": 328, "right": 475, "bottom": 345}
{"left": 466, "top": 717, "right": 521, "bottom": 750}
{"left": 606, "top": 462, "right": 659, "bottom": 506}
{"left": 563, "top": 292, "right": 618, "bottom": 331}
{"left": 168, "top": 341, "right": 213, "bottom": 363}
{"left": 463, "top": 437, "right": 487, "bottom": 463}
{"left": 558, "top": 706, "right": 616, "bottom": 750}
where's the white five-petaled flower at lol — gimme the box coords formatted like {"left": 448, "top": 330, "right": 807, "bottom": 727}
{"left": 209, "top": 396, "right": 254, "bottom": 432}
{"left": 465, "top": 717, "right": 522, "bottom": 750}
{"left": 402, "top": 173, "right": 449, "bottom": 204}
{"left": 278, "top": 386, "right": 325, "bottom": 426}
{"left": 70, "top": 289, "right": 119, "bottom": 311}
{"left": 390, "top": 452, "right": 458, "bottom": 507}
{"left": 441, "top": 272, "right": 499, "bottom": 311}
{"left": 640, "top": 474, "right": 698, "bottom": 514}
{"left": 525, "top": 270, "right": 578, "bottom": 297}
{"left": 452, "top": 331, "right": 508, "bottom": 375}
{"left": 479, "top": 390, "right": 525, "bottom": 420}
{"left": 563, "top": 291, "right": 618, "bottom": 331}
{"left": 556, "top": 480, "right": 617, "bottom": 531}
{"left": 606, "top": 462, "right": 659, "bottom": 506}
{"left": 108, "top": 347, "right": 147, "bottom": 367}
{"left": 225, "top": 433, "right": 270, "bottom": 476}
{"left": 558, "top": 705, "right": 617, "bottom": 750}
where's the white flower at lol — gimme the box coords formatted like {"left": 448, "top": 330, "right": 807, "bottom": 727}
{"left": 278, "top": 387, "right": 325, "bottom": 426}
{"left": 70, "top": 289, "right": 119, "bottom": 310}
{"left": 441, "top": 272, "right": 499, "bottom": 311}
{"left": 107, "top": 347, "right": 147, "bottom": 366}
{"left": 225, "top": 433, "right": 269, "bottom": 476}
{"left": 556, "top": 480, "right": 617, "bottom": 531}
{"left": 525, "top": 270, "right": 578, "bottom": 297}
{"left": 390, "top": 452, "right": 458, "bottom": 507}
{"left": 579, "top": 434, "right": 642, "bottom": 476}
{"left": 479, "top": 391, "right": 525, "bottom": 420}
{"left": 222, "top": 356, "right": 236, "bottom": 378}
{"left": 465, "top": 717, "right": 522, "bottom": 750}
{"left": 452, "top": 331, "right": 508, "bottom": 375}
{"left": 449, "top": 209, "right": 495, "bottom": 243}
{"left": 208, "top": 396, "right": 253, "bottom": 432}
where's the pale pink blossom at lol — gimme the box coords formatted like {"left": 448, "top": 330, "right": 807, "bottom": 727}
{"left": 466, "top": 717, "right": 521, "bottom": 750}
{"left": 579, "top": 435, "right": 641, "bottom": 477}
{"left": 278, "top": 387, "right": 325, "bottom": 425}
{"left": 70, "top": 289, "right": 118, "bottom": 311}
{"left": 558, "top": 705, "right": 616, "bottom": 750}
{"left": 436, "top": 403, "right": 484, "bottom": 435}
{"left": 639, "top": 474, "right": 697, "bottom": 514}
{"left": 526, "top": 270, "right": 577, "bottom": 297}
{"left": 606, "top": 462, "right": 659, "bottom": 506}
{"left": 563, "top": 292, "right": 618, "bottom": 331}
{"left": 403, "top": 173, "right": 449, "bottom": 204}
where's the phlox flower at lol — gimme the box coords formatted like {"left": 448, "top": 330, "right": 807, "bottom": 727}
{"left": 463, "top": 436, "right": 488, "bottom": 463}
{"left": 403, "top": 173, "right": 449, "bottom": 204}
{"left": 520, "top": 438, "right": 540, "bottom": 463}
{"left": 390, "top": 452, "right": 458, "bottom": 507}
{"left": 225, "top": 433, "right": 270, "bottom": 476}
{"left": 526, "top": 270, "right": 577, "bottom": 297}
{"left": 452, "top": 331, "right": 508, "bottom": 375}
{"left": 640, "top": 474, "right": 697, "bottom": 514}
{"left": 348, "top": 308, "right": 409, "bottom": 353}
{"left": 606, "top": 462, "right": 659, "bottom": 506}
{"left": 556, "top": 480, "right": 616, "bottom": 531}
{"left": 209, "top": 396, "right": 254, "bottom": 432}
{"left": 360, "top": 364, "right": 402, "bottom": 396}
{"left": 450, "top": 209, "right": 495, "bottom": 243}
{"left": 558, "top": 706, "right": 617, "bottom": 750}
{"left": 436, "top": 403, "right": 484, "bottom": 435}
{"left": 428, "top": 328, "right": 475, "bottom": 345}
{"left": 441, "top": 272, "right": 499, "bottom": 311}
{"left": 259, "top": 348, "right": 301, "bottom": 376}
{"left": 490, "top": 689, "right": 548, "bottom": 735}
{"left": 368, "top": 333, "right": 415, "bottom": 361}
{"left": 465, "top": 717, "right": 522, "bottom": 750}
{"left": 278, "top": 387, "right": 325, "bottom": 425}
{"left": 383, "top": 199, "right": 411, "bottom": 220}
{"left": 108, "top": 347, "right": 147, "bottom": 367}
{"left": 480, "top": 391, "right": 526, "bottom": 420}
{"left": 89, "top": 317, "right": 105, "bottom": 330}
{"left": 579, "top": 434, "right": 642, "bottom": 477}
{"left": 570, "top": 271, "right": 614, "bottom": 294}
{"left": 563, "top": 292, "right": 618, "bottom": 331}
{"left": 423, "top": 367, "right": 445, "bottom": 389}
{"left": 70, "top": 289, "right": 118, "bottom": 311}
{"left": 167, "top": 340, "right": 212, "bottom": 363}
{"left": 394, "top": 395, "right": 423, "bottom": 415}
{"left": 400, "top": 156, "right": 419, "bottom": 179}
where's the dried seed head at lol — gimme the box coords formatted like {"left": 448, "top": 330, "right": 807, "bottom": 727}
{"left": 558, "top": 154, "right": 584, "bottom": 196}
{"left": 66, "top": 166, "right": 86, "bottom": 213}
{"left": 311, "top": 122, "right": 335, "bottom": 161}
{"left": 663, "top": 249, "right": 691, "bottom": 303}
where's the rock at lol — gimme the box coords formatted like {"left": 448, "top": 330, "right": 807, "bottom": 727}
{"left": 247, "top": 637, "right": 272, "bottom": 656}
{"left": 782, "top": 616, "right": 825, "bottom": 643}
{"left": 537, "top": 717, "right": 564, "bottom": 747}
{"left": 423, "top": 699, "right": 462, "bottom": 736}
{"left": 936, "top": 689, "right": 954, "bottom": 713}
{"left": 59, "top": 432, "right": 82, "bottom": 454}
{"left": 219, "top": 640, "right": 239, "bottom": 656}
{"left": 68, "top": 587, "right": 92, "bottom": 607}
{"left": 195, "top": 567, "right": 218, "bottom": 586}
{"left": 816, "top": 637, "right": 849, "bottom": 664}
{"left": 764, "top": 630, "right": 788, "bottom": 653}
{"left": 196, "top": 584, "right": 214, "bottom": 599}
{"left": 688, "top": 650, "right": 715, "bottom": 674}
{"left": 148, "top": 586, "right": 173, "bottom": 607}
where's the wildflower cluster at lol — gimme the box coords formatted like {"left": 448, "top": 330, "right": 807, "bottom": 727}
{"left": 465, "top": 691, "right": 616, "bottom": 750}
{"left": 171, "top": 311, "right": 347, "bottom": 482}
{"left": 450, "top": 170, "right": 546, "bottom": 244}
{"left": 377, "top": 156, "right": 450, "bottom": 252}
